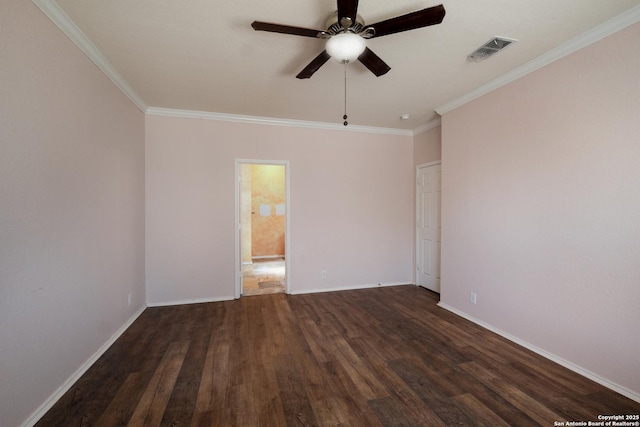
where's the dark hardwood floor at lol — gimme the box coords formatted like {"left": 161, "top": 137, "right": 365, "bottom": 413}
{"left": 36, "top": 286, "right": 639, "bottom": 426}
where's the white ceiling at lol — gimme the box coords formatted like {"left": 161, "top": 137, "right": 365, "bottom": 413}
{"left": 45, "top": 0, "right": 640, "bottom": 131}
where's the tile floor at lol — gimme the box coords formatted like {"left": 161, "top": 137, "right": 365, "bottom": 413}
{"left": 242, "top": 258, "right": 286, "bottom": 296}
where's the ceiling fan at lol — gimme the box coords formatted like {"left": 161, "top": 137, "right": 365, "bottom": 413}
{"left": 252, "top": 1, "right": 446, "bottom": 79}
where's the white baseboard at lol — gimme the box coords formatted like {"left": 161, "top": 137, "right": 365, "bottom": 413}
{"left": 21, "top": 305, "right": 147, "bottom": 427}
{"left": 437, "top": 302, "right": 640, "bottom": 404}
{"left": 146, "top": 295, "right": 234, "bottom": 307}
{"left": 252, "top": 255, "right": 285, "bottom": 260}
{"left": 149, "top": 284, "right": 412, "bottom": 302}
{"left": 289, "top": 282, "right": 413, "bottom": 295}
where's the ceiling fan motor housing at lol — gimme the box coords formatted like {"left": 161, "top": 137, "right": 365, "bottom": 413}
{"left": 326, "top": 12, "right": 365, "bottom": 34}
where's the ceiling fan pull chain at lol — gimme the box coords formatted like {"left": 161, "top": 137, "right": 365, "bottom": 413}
{"left": 343, "top": 63, "right": 348, "bottom": 126}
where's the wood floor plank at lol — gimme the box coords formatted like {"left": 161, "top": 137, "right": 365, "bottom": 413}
{"left": 442, "top": 359, "right": 541, "bottom": 426}
{"left": 390, "top": 357, "right": 479, "bottom": 426}
{"left": 368, "top": 396, "right": 431, "bottom": 427}
{"left": 366, "top": 362, "right": 448, "bottom": 426}
{"left": 332, "top": 335, "right": 388, "bottom": 400}
{"left": 460, "top": 360, "right": 567, "bottom": 425}
{"left": 37, "top": 286, "right": 640, "bottom": 426}
{"left": 296, "top": 316, "right": 333, "bottom": 364}
{"left": 94, "top": 372, "right": 144, "bottom": 427}
{"left": 451, "top": 393, "right": 512, "bottom": 426}
{"left": 127, "top": 340, "right": 190, "bottom": 426}
{"left": 191, "top": 340, "right": 231, "bottom": 425}
{"left": 273, "top": 352, "right": 318, "bottom": 426}
{"left": 160, "top": 304, "right": 212, "bottom": 427}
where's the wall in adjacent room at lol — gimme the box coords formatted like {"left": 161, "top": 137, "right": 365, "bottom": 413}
{"left": 145, "top": 115, "right": 414, "bottom": 303}
{"left": 250, "top": 164, "right": 286, "bottom": 258}
{"left": 0, "top": 2, "right": 146, "bottom": 427}
{"left": 440, "top": 22, "right": 640, "bottom": 397}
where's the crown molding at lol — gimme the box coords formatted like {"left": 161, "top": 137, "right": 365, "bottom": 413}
{"left": 436, "top": 4, "right": 640, "bottom": 116}
{"left": 30, "top": 0, "right": 416, "bottom": 137}
{"left": 42, "top": 0, "right": 634, "bottom": 136}
{"left": 32, "top": 0, "right": 148, "bottom": 112}
{"left": 146, "top": 107, "right": 415, "bottom": 137}
{"left": 413, "top": 118, "right": 442, "bottom": 135}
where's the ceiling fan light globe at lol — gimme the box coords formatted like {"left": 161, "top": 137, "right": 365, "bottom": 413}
{"left": 326, "top": 33, "right": 366, "bottom": 63}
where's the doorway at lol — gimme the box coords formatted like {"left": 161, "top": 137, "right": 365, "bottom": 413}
{"left": 416, "top": 162, "right": 441, "bottom": 292}
{"left": 235, "top": 160, "right": 290, "bottom": 298}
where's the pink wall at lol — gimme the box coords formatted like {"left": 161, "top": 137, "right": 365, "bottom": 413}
{"left": 145, "top": 116, "right": 414, "bottom": 303}
{"left": 413, "top": 125, "right": 442, "bottom": 167}
{"left": 0, "top": 2, "right": 146, "bottom": 426}
{"left": 440, "top": 23, "right": 640, "bottom": 398}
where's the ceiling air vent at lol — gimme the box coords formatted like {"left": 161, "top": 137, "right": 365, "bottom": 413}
{"left": 468, "top": 36, "right": 518, "bottom": 62}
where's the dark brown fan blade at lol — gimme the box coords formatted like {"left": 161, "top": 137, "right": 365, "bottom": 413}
{"left": 337, "top": 0, "right": 359, "bottom": 25}
{"left": 296, "top": 50, "right": 331, "bottom": 79}
{"left": 251, "top": 21, "right": 325, "bottom": 38}
{"left": 358, "top": 47, "right": 391, "bottom": 77}
{"left": 364, "top": 4, "right": 445, "bottom": 38}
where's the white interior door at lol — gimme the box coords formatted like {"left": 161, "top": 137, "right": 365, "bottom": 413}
{"left": 416, "top": 163, "right": 441, "bottom": 292}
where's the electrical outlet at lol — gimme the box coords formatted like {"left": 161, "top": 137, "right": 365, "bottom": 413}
{"left": 321, "top": 270, "right": 327, "bottom": 279}
{"left": 469, "top": 292, "right": 477, "bottom": 305}
{"left": 128, "top": 293, "right": 133, "bottom": 306}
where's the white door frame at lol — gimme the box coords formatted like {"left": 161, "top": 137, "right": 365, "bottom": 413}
{"left": 416, "top": 161, "right": 441, "bottom": 290}
{"left": 234, "top": 159, "right": 291, "bottom": 298}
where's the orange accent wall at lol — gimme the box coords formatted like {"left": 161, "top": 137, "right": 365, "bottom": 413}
{"left": 251, "top": 164, "right": 285, "bottom": 257}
